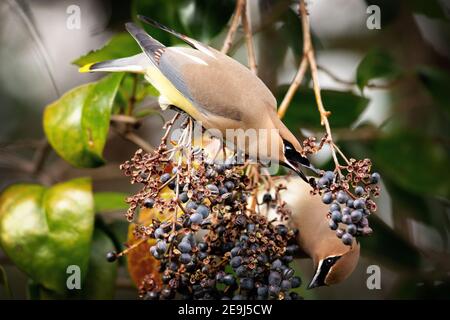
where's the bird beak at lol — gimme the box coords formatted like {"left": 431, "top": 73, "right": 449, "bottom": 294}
{"left": 308, "top": 269, "right": 325, "bottom": 290}
{"left": 284, "top": 159, "right": 317, "bottom": 187}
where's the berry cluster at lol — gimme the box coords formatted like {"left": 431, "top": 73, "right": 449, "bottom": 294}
{"left": 313, "top": 158, "right": 381, "bottom": 246}
{"left": 115, "top": 118, "right": 302, "bottom": 300}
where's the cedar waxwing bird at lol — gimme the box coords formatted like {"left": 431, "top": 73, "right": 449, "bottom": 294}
{"left": 260, "top": 176, "right": 360, "bottom": 288}
{"left": 79, "top": 16, "right": 317, "bottom": 183}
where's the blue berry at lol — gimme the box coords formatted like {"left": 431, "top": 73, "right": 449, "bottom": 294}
{"left": 342, "top": 233, "right": 353, "bottom": 245}
{"left": 331, "top": 210, "right": 342, "bottom": 222}
{"left": 143, "top": 198, "right": 155, "bottom": 208}
{"left": 324, "top": 171, "right": 334, "bottom": 181}
{"left": 353, "top": 198, "right": 366, "bottom": 209}
{"left": 281, "top": 279, "right": 292, "bottom": 290}
{"left": 224, "top": 181, "right": 235, "bottom": 190}
{"left": 347, "top": 224, "right": 357, "bottom": 235}
{"left": 329, "top": 219, "right": 338, "bottom": 230}
{"left": 178, "top": 192, "right": 189, "bottom": 203}
{"left": 371, "top": 172, "right": 380, "bottom": 184}
{"left": 178, "top": 241, "right": 192, "bottom": 253}
{"left": 160, "top": 173, "right": 171, "bottom": 183}
{"left": 179, "top": 253, "right": 192, "bottom": 264}
{"left": 342, "top": 214, "right": 352, "bottom": 224}
{"left": 156, "top": 240, "right": 167, "bottom": 254}
{"left": 154, "top": 227, "right": 164, "bottom": 239}
{"left": 336, "top": 229, "right": 345, "bottom": 238}
{"left": 351, "top": 210, "right": 363, "bottom": 223}
{"left": 336, "top": 191, "right": 348, "bottom": 204}
{"left": 271, "top": 259, "right": 282, "bottom": 270}
{"left": 269, "top": 271, "right": 282, "bottom": 286}
{"left": 322, "top": 192, "right": 333, "bottom": 204}
{"left": 230, "top": 256, "right": 243, "bottom": 268}
{"left": 291, "top": 276, "right": 301, "bottom": 288}
{"left": 330, "top": 203, "right": 341, "bottom": 212}
{"left": 189, "top": 212, "right": 203, "bottom": 224}
{"left": 346, "top": 199, "right": 354, "bottom": 208}
{"left": 185, "top": 201, "right": 198, "bottom": 212}
{"left": 355, "top": 186, "right": 364, "bottom": 196}
{"left": 198, "top": 242, "right": 208, "bottom": 252}
{"left": 257, "top": 285, "right": 268, "bottom": 297}
{"left": 223, "top": 275, "right": 236, "bottom": 285}
{"left": 196, "top": 205, "right": 210, "bottom": 218}
{"left": 240, "top": 278, "right": 254, "bottom": 290}
{"left": 206, "top": 184, "right": 219, "bottom": 195}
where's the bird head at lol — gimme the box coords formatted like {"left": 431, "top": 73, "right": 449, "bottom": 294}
{"left": 308, "top": 241, "right": 360, "bottom": 289}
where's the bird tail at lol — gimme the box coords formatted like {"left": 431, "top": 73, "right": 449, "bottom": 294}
{"left": 79, "top": 53, "right": 150, "bottom": 74}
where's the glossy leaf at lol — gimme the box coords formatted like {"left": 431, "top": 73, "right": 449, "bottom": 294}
{"left": 277, "top": 87, "right": 369, "bottom": 130}
{"left": 77, "top": 228, "right": 118, "bottom": 299}
{"left": 417, "top": 66, "right": 450, "bottom": 115}
{"left": 360, "top": 216, "right": 422, "bottom": 270}
{"left": 0, "top": 178, "right": 94, "bottom": 294}
{"left": 356, "top": 48, "right": 399, "bottom": 92}
{"left": 26, "top": 228, "right": 117, "bottom": 299}
{"left": 94, "top": 192, "right": 128, "bottom": 213}
{"left": 44, "top": 73, "right": 124, "bottom": 168}
{"left": 0, "top": 265, "right": 12, "bottom": 298}
{"left": 72, "top": 33, "right": 141, "bottom": 67}
{"left": 180, "top": 0, "right": 235, "bottom": 42}
{"left": 373, "top": 131, "right": 449, "bottom": 198}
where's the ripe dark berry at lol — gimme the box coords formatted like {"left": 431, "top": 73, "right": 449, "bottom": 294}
{"left": 160, "top": 173, "right": 171, "bottom": 183}
{"left": 330, "top": 203, "right": 341, "bottom": 212}
{"left": 336, "top": 191, "right": 348, "bottom": 204}
{"left": 179, "top": 253, "right": 192, "bottom": 264}
{"left": 324, "top": 171, "right": 334, "bottom": 181}
{"left": 336, "top": 229, "right": 345, "bottom": 238}
{"left": 281, "top": 279, "right": 292, "bottom": 290}
{"left": 178, "top": 192, "right": 189, "bottom": 203}
{"left": 353, "top": 198, "right": 366, "bottom": 209}
{"left": 271, "top": 259, "right": 282, "bottom": 270}
{"left": 196, "top": 205, "right": 210, "bottom": 218}
{"left": 342, "top": 214, "right": 352, "bottom": 224}
{"left": 156, "top": 240, "right": 167, "bottom": 254}
{"left": 206, "top": 184, "right": 219, "bottom": 195}
{"left": 351, "top": 210, "right": 363, "bottom": 223}
{"left": 276, "top": 224, "right": 288, "bottom": 236}
{"left": 178, "top": 241, "right": 192, "bottom": 253}
{"left": 143, "top": 198, "right": 155, "bottom": 208}
{"left": 262, "top": 193, "right": 272, "bottom": 203}
{"left": 224, "top": 181, "right": 235, "bottom": 190}
{"left": 106, "top": 251, "right": 117, "bottom": 262}
{"left": 342, "top": 232, "right": 353, "bottom": 245}
{"left": 185, "top": 201, "right": 198, "bottom": 212}
{"left": 230, "top": 256, "right": 243, "bottom": 268}
{"left": 371, "top": 172, "right": 380, "bottom": 184}
{"left": 322, "top": 192, "right": 333, "bottom": 204}
{"left": 269, "top": 271, "right": 282, "bottom": 286}
{"left": 189, "top": 212, "right": 203, "bottom": 224}
{"left": 223, "top": 274, "right": 236, "bottom": 286}
{"left": 355, "top": 186, "right": 364, "bottom": 196}
{"left": 347, "top": 224, "right": 357, "bottom": 235}
{"left": 198, "top": 242, "right": 208, "bottom": 252}
{"left": 291, "top": 276, "right": 301, "bottom": 288}
{"left": 269, "top": 285, "right": 281, "bottom": 297}
{"left": 329, "top": 219, "right": 338, "bottom": 230}
{"left": 257, "top": 285, "right": 268, "bottom": 297}
{"left": 240, "top": 277, "right": 254, "bottom": 290}
{"left": 331, "top": 210, "right": 342, "bottom": 222}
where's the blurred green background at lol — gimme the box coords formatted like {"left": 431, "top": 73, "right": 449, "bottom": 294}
{"left": 0, "top": 0, "right": 449, "bottom": 299}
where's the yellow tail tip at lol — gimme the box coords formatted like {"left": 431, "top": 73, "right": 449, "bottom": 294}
{"left": 79, "top": 63, "right": 94, "bottom": 73}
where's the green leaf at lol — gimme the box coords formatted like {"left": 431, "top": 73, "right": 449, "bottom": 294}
{"left": 94, "top": 192, "right": 128, "bottom": 213}
{"left": 180, "top": 0, "right": 235, "bottom": 42}
{"left": 0, "top": 265, "right": 12, "bottom": 298}
{"left": 44, "top": 73, "right": 124, "bottom": 168}
{"left": 356, "top": 48, "right": 399, "bottom": 92}
{"left": 26, "top": 228, "right": 118, "bottom": 299}
{"left": 72, "top": 33, "right": 141, "bottom": 67}
{"left": 0, "top": 178, "right": 94, "bottom": 294}
{"left": 277, "top": 87, "right": 369, "bottom": 130}
{"left": 373, "top": 131, "right": 449, "bottom": 198}
{"left": 77, "top": 228, "right": 118, "bottom": 299}
{"left": 132, "top": 0, "right": 187, "bottom": 46}
{"left": 417, "top": 66, "right": 450, "bottom": 115}
{"left": 360, "top": 216, "right": 422, "bottom": 270}
{"left": 408, "top": 0, "right": 448, "bottom": 20}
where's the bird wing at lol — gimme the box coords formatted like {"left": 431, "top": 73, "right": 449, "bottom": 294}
{"left": 125, "top": 22, "right": 277, "bottom": 126}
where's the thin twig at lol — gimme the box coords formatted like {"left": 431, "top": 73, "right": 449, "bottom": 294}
{"left": 126, "top": 74, "right": 139, "bottom": 115}
{"left": 241, "top": 0, "right": 257, "bottom": 74}
{"left": 278, "top": 55, "right": 309, "bottom": 119}
{"left": 221, "top": 0, "right": 246, "bottom": 54}
{"left": 111, "top": 114, "right": 139, "bottom": 125}
{"left": 317, "top": 65, "right": 399, "bottom": 89}
{"left": 299, "top": 0, "right": 341, "bottom": 175}
{"left": 123, "top": 131, "right": 154, "bottom": 153}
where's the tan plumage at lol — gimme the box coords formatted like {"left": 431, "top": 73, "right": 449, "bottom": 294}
{"left": 80, "top": 16, "right": 316, "bottom": 182}
{"left": 278, "top": 176, "right": 360, "bottom": 288}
